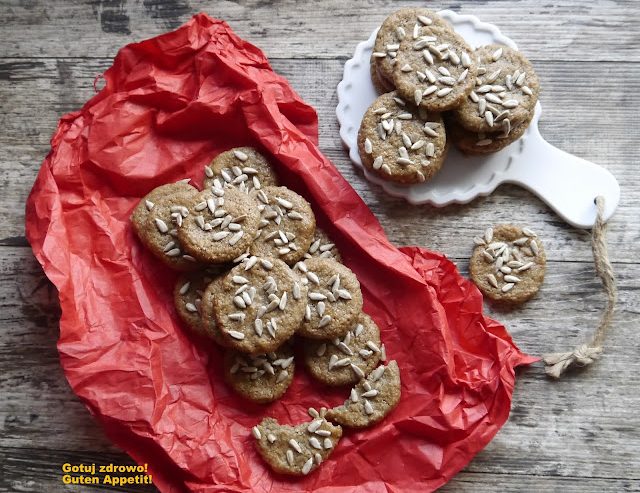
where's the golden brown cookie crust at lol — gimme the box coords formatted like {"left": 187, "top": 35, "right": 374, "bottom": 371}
{"left": 303, "top": 313, "right": 382, "bottom": 386}
{"left": 469, "top": 224, "right": 546, "bottom": 304}
{"left": 358, "top": 92, "right": 447, "bottom": 185}
{"left": 326, "top": 361, "right": 401, "bottom": 428}
{"left": 203, "top": 147, "right": 279, "bottom": 193}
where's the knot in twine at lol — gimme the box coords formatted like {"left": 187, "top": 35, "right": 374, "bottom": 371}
{"left": 542, "top": 196, "right": 617, "bottom": 378}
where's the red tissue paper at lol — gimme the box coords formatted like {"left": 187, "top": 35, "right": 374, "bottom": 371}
{"left": 25, "top": 13, "right": 536, "bottom": 493}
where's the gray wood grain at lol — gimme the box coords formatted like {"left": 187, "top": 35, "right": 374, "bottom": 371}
{"left": 1, "top": 1, "right": 639, "bottom": 492}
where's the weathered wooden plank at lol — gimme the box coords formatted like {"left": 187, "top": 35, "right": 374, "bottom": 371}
{"left": 0, "top": 1, "right": 638, "bottom": 62}
{"left": 1, "top": 247, "right": 639, "bottom": 485}
{"left": 1, "top": 58, "right": 638, "bottom": 263}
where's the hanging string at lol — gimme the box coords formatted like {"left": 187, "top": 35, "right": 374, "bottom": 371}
{"left": 542, "top": 196, "right": 617, "bottom": 378}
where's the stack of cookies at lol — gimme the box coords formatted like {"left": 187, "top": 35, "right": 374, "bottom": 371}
{"left": 361, "top": 8, "right": 540, "bottom": 184}
{"left": 131, "top": 147, "right": 401, "bottom": 476}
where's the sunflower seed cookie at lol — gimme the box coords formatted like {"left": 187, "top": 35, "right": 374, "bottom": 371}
{"left": 203, "top": 147, "right": 278, "bottom": 193}
{"left": 470, "top": 225, "right": 546, "bottom": 304}
{"left": 358, "top": 92, "right": 447, "bottom": 184}
{"left": 253, "top": 415, "right": 342, "bottom": 476}
{"left": 392, "top": 26, "right": 477, "bottom": 112}
{"left": 223, "top": 345, "right": 295, "bottom": 403}
{"left": 296, "top": 258, "right": 363, "bottom": 340}
{"left": 251, "top": 186, "right": 316, "bottom": 265}
{"left": 453, "top": 44, "right": 539, "bottom": 133}
{"left": 211, "top": 257, "right": 307, "bottom": 354}
{"left": 174, "top": 270, "right": 224, "bottom": 338}
{"left": 302, "top": 228, "right": 341, "bottom": 262}
{"left": 177, "top": 184, "right": 261, "bottom": 264}
{"left": 446, "top": 112, "right": 532, "bottom": 155}
{"left": 326, "top": 361, "right": 401, "bottom": 428}
{"left": 303, "top": 313, "right": 382, "bottom": 386}
{"left": 133, "top": 186, "right": 201, "bottom": 271}
{"left": 371, "top": 8, "right": 450, "bottom": 92}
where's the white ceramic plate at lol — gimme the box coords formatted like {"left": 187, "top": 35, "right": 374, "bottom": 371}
{"left": 336, "top": 10, "right": 620, "bottom": 228}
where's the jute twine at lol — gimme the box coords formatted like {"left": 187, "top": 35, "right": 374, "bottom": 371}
{"left": 542, "top": 196, "right": 617, "bottom": 378}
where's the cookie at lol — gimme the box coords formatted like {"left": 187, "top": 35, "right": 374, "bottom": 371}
{"left": 200, "top": 277, "right": 234, "bottom": 348}
{"left": 177, "top": 184, "right": 261, "bottom": 264}
{"left": 223, "top": 345, "right": 295, "bottom": 403}
{"left": 446, "top": 112, "right": 532, "bottom": 155}
{"left": 358, "top": 92, "right": 447, "bottom": 184}
{"left": 251, "top": 186, "right": 316, "bottom": 265}
{"left": 371, "top": 8, "right": 450, "bottom": 92}
{"left": 392, "top": 26, "right": 477, "bottom": 112}
{"left": 211, "top": 257, "right": 307, "bottom": 354}
{"left": 303, "top": 313, "right": 383, "bottom": 386}
{"left": 326, "top": 361, "right": 401, "bottom": 428}
{"left": 134, "top": 185, "right": 202, "bottom": 271}
{"left": 253, "top": 415, "right": 342, "bottom": 476}
{"left": 470, "top": 225, "right": 546, "bottom": 304}
{"left": 370, "top": 62, "right": 394, "bottom": 94}
{"left": 131, "top": 182, "right": 197, "bottom": 238}
{"left": 203, "top": 147, "right": 279, "bottom": 193}
{"left": 453, "top": 45, "right": 540, "bottom": 133}
{"left": 302, "top": 228, "right": 341, "bottom": 263}
{"left": 296, "top": 258, "right": 363, "bottom": 340}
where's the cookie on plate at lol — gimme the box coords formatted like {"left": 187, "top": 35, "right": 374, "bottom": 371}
{"left": 223, "top": 345, "right": 295, "bottom": 403}
{"left": 251, "top": 186, "right": 316, "bottom": 265}
{"left": 470, "top": 225, "right": 546, "bottom": 304}
{"left": 297, "top": 258, "right": 363, "bottom": 340}
{"left": 253, "top": 415, "right": 342, "bottom": 476}
{"left": 452, "top": 44, "right": 539, "bottom": 133}
{"left": 358, "top": 92, "right": 447, "bottom": 184}
{"left": 203, "top": 147, "right": 279, "bottom": 193}
{"left": 178, "top": 185, "right": 261, "bottom": 264}
{"left": 133, "top": 184, "right": 201, "bottom": 271}
{"left": 302, "top": 313, "right": 382, "bottom": 386}
{"left": 392, "top": 26, "right": 477, "bottom": 112}
{"left": 371, "top": 8, "right": 450, "bottom": 92}
{"left": 326, "top": 361, "right": 401, "bottom": 428}
{"left": 211, "top": 257, "right": 307, "bottom": 354}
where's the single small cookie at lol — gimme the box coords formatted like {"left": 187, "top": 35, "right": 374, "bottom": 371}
{"left": 393, "top": 26, "right": 477, "bottom": 112}
{"left": 302, "top": 228, "right": 341, "bottom": 263}
{"left": 303, "top": 313, "right": 383, "bottom": 386}
{"left": 358, "top": 92, "right": 447, "bottom": 185}
{"left": 453, "top": 45, "right": 540, "bottom": 133}
{"left": 134, "top": 185, "right": 201, "bottom": 271}
{"left": 178, "top": 184, "right": 261, "bottom": 264}
{"left": 250, "top": 186, "right": 316, "bottom": 265}
{"left": 326, "top": 361, "right": 401, "bottom": 428}
{"left": 131, "top": 182, "right": 197, "bottom": 238}
{"left": 446, "top": 112, "right": 532, "bottom": 155}
{"left": 223, "top": 345, "right": 295, "bottom": 403}
{"left": 470, "top": 225, "right": 546, "bottom": 304}
{"left": 296, "top": 258, "right": 363, "bottom": 340}
{"left": 211, "top": 257, "right": 307, "bottom": 354}
{"left": 371, "top": 8, "right": 450, "bottom": 92}
{"left": 203, "top": 147, "right": 279, "bottom": 193}
{"left": 253, "top": 414, "right": 342, "bottom": 476}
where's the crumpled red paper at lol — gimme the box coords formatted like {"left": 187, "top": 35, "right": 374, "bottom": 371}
{"left": 25, "top": 13, "right": 536, "bottom": 493}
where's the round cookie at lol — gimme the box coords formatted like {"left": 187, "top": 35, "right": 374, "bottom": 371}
{"left": 135, "top": 187, "right": 202, "bottom": 271}
{"left": 211, "top": 257, "right": 307, "bottom": 354}
{"left": 302, "top": 228, "right": 341, "bottom": 263}
{"left": 174, "top": 269, "right": 227, "bottom": 339}
{"left": 203, "top": 147, "right": 279, "bottom": 193}
{"left": 470, "top": 225, "right": 546, "bottom": 304}
{"left": 372, "top": 8, "right": 450, "bottom": 92}
{"left": 250, "top": 186, "right": 316, "bottom": 265}
{"left": 131, "top": 182, "right": 197, "bottom": 238}
{"left": 358, "top": 92, "right": 447, "bottom": 184}
{"left": 446, "top": 112, "right": 532, "bottom": 155}
{"left": 326, "top": 361, "right": 401, "bottom": 429}
{"left": 178, "top": 185, "right": 261, "bottom": 264}
{"left": 223, "top": 345, "right": 295, "bottom": 403}
{"left": 392, "top": 25, "right": 477, "bottom": 112}
{"left": 303, "top": 313, "right": 382, "bottom": 386}
{"left": 253, "top": 415, "right": 342, "bottom": 476}
{"left": 296, "top": 258, "right": 363, "bottom": 340}
{"left": 453, "top": 44, "right": 540, "bottom": 133}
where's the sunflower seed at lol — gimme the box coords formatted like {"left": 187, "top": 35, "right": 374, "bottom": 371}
{"left": 486, "top": 273, "right": 499, "bottom": 288}
{"left": 461, "top": 51, "right": 471, "bottom": 68}
{"left": 522, "top": 227, "right": 537, "bottom": 237}
{"left": 372, "top": 51, "right": 387, "bottom": 58}
{"left": 301, "top": 457, "right": 314, "bottom": 475}
{"left": 363, "top": 400, "right": 374, "bottom": 415}
{"left": 228, "top": 330, "right": 245, "bottom": 340}
{"left": 364, "top": 138, "right": 373, "bottom": 154}
{"left": 485, "top": 111, "right": 495, "bottom": 127}
{"left": 400, "top": 64, "right": 413, "bottom": 73}
{"left": 420, "top": 85, "right": 437, "bottom": 98}
{"left": 229, "top": 313, "right": 246, "bottom": 322}
{"left": 397, "top": 112, "right": 413, "bottom": 120}
{"left": 516, "top": 72, "right": 526, "bottom": 86}
{"left": 476, "top": 139, "right": 493, "bottom": 147}
{"left": 373, "top": 107, "right": 388, "bottom": 115}
{"left": 386, "top": 43, "right": 400, "bottom": 51}
{"left": 154, "top": 218, "right": 169, "bottom": 234}
{"left": 492, "top": 47, "right": 503, "bottom": 61}
{"left": 439, "top": 76, "right": 456, "bottom": 86}
{"left": 437, "top": 87, "right": 452, "bottom": 97}
{"left": 502, "top": 99, "right": 519, "bottom": 109}
{"left": 413, "top": 88, "right": 423, "bottom": 105}
{"left": 486, "top": 93, "right": 502, "bottom": 104}
{"left": 351, "top": 363, "right": 365, "bottom": 379}
{"left": 307, "top": 436, "right": 322, "bottom": 450}
{"left": 503, "top": 275, "right": 520, "bottom": 283}
{"left": 381, "top": 164, "right": 392, "bottom": 174}
{"left": 530, "top": 240, "right": 539, "bottom": 256}
{"left": 478, "top": 98, "right": 487, "bottom": 115}
{"left": 165, "top": 248, "right": 182, "bottom": 257}
{"left": 500, "top": 266, "right": 512, "bottom": 274}
{"left": 522, "top": 85, "right": 533, "bottom": 96}
{"left": 517, "top": 262, "right": 534, "bottom": 272}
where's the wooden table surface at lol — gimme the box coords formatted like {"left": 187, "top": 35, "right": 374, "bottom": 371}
{"left": 1, "top": 1, "right": 639, "bottom": 492}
